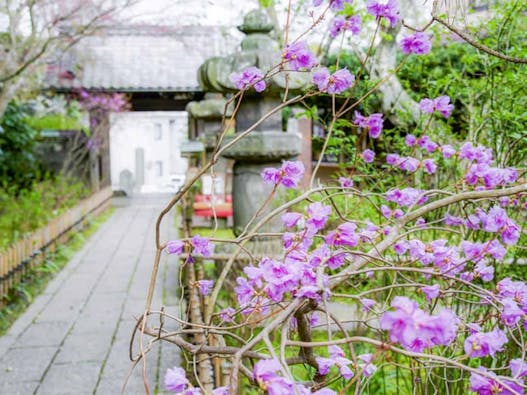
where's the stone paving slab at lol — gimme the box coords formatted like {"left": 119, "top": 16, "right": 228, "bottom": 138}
{"left": 0, "top": 195, "right": 182, "bottom": 394}
{"left": 1, "top": 346, "right": 56, "bottom": 382}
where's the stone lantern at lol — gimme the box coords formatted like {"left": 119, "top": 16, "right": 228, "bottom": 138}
{"left": 198, "top": 9, "right": 309, "bottom": 235}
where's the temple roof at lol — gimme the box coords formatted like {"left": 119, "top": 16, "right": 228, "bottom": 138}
{"left": 45, "top": 25, "right": 240, "bottom": 93}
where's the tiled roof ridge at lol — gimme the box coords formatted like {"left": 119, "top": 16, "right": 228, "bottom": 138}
{"left": 98, "top": 24, "right": 230, "bottom": 37}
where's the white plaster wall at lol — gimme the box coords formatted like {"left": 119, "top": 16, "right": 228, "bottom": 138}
{"left": 109, "top": 111, "right": 188, "bottom": 193}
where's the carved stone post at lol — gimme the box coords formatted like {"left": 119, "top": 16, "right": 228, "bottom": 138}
{"left": 198, "top": 9, "right": 309, "bottom": 235}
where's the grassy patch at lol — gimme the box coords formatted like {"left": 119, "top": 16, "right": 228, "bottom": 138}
{"left": 192, "top": 226, "right": 235, "bottom": 240}
{"left": 0, "top": 207, "right": 114, "bottom": 336}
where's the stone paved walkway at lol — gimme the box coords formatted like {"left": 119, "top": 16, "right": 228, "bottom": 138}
{"left": 0, "top": 195, "right": 181, "bottom": 395}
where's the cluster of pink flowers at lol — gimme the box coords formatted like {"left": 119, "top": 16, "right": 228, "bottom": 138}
{"left": 253, "top": 359, "right": 337, "bottom": 394}
{"left": 385, "top": 187, "right": 427, "bottom": 207}
{"left": 354, "top": 111, "right": 384, "bottom": 138}
{"left": 464, "top": 325, "right": 508, "bottom": 358}
{"left": 420, "top": 95, "right": 454, "bottom": 118}
{"left": 166, "top": 236, "right": 214, "bottom": 263}
{"left": 261, "top": 160, "right": 305, "bottom": 188}
{"left": 463, "top": 205, "right": 521, "bottom": 245}
{"left": 313, "top": 67, "right": 355, "bottom": 94}
{"left": 366, "top": 0, "right": 399, "bottom": 27}
{"left": 380, "top": 296, "right": 459, "bottom": 352}
{"left": 316, "top": 346, "right": 378, "bottom": 380}
{"left": 165, "top": 367, "right": 228, "bottom": 394}
{"left": 386, "top": 154, "right": 437, "bottom": 174}
{"left": 283, "top": 41, "right": 317, "bottom": 71}
{"left": 232, "top": 199, "right": 387, "bottom": 315}
{"left": 77, "top": 89, "right": 129, "bottom": 112}
{"left": 400, "top": 32, "right": 432, "bottom": 55}
{"left": 230, "top": 67, "right": 266, "bottom": 92}
{"left": 313, "top": 0, "right": 353, "bottom": 10}
{"left": 458, "top": 142, "right": 518, "bottom": 189}
{"left": 470, "top": 365, "right": 526, "bottom": 395}
{"left": 496, "top": 278, "right": 527, "bottom": 330}
{"left": 329, "top": 15, "right": 362, "bottom": 38}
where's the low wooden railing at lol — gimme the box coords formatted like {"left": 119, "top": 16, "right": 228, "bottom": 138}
{"left": 0, "top": 186, "right": 113, "bottom": 304}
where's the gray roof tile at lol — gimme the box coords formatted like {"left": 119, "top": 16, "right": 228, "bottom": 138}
{"left": 46, "top": 25, "right": 240, "bottom": 92}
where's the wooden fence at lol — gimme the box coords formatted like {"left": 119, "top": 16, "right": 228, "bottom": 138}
{"left": 0, "top": 186, "right": 113, "bottom": 305}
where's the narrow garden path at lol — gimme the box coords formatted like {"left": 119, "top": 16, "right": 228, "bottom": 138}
{"left": 0, "top": 195, "right": 181, "bottom": 395}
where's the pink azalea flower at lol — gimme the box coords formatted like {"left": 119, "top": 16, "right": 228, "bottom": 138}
{"left": 313, "top": 67, "right": 355, "bottom": 94}
{"left": 283, "top": 41, "right": 316, "bottom": 71}
{"left": 230, "top": 66, "right": 266, "bottom": 92}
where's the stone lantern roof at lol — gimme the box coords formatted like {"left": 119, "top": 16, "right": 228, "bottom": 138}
{"left": 197, "top": 9, "right": 309, "bottom": 95}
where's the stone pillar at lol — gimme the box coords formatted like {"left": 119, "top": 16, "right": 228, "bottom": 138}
{"left": 186, "top": 94, "right": 234, "bottom": 197}
{"left": 288, "top": 112, "right": 312, "bottom": 189}
{"left": 197, "top": 9, "right": 310, "bottom": 235}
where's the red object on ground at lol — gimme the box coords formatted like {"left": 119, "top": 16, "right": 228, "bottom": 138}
{"left": 193, "top": 194, "right": 233, "bottom": 218}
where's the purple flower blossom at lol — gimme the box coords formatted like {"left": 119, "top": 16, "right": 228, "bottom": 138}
{"left": 511, "top": 358, "right": 527, "bottom": 379}
{"left": 307, "top": 202, "right": 332, "bottom": 231}
{"left": 313, "top": 0, "right": 353, "bottom": 9}
{"left": 325, "top": 222, "right": 360, "bottom": 247}
{"left": 366, "top": 0, "right": 399, "bottom": 27}
{"left": 417, "top": 135, "right": 439, "bottom": 152}
{"left": 474, "top": 262, "right": 494, "bottom": 282}
{"left": 444, "top": 213, "right": 464, "bottom": 226}
{"left": 400, "top": 32, "right": 432, "bottom": 55}
{"left": 283, "top": 41, "right": 316, "bottom": 71}
{"left": 421, "top": 284, "right": 440, "bottom": 301}
{"left": 235, "top": 277, "right": 255, "bottom": 306}
{"left": 500, "top": 298, "right": 524, "bottom": 327}
{"left": 354, "top": 111, "right": 384, "bottom": 138}
{"left": 358, "top": 354, "right": 378, "bottom": 377}
{"left": 316, "top": 346, "right": 355, "bottom": 379}
{"left": 220, "top": 307, "right": 236, "bottom": 322}
{"left": 262, "top": 161, "right": 305, "bottom": 189}
{"left": 465, "top": 163, "right": 518, "bottom": 189}
{"left": 385, "top": 188, "right": 427, "bottom": 207}
{"left": 281, "top": 212, "right": 303, "bottom": 229}
{"left": 184, "top": 388, "right": 202, "bottom": 395}
{"left": 386, "top": 153, "right": 400, "bottom": 165}
{"left": 470, "top": 367, "right": 523, "bottom": 395}
{"left": 191, "top": 236, "right": 213, "bottom": 257}
{"left": 422, "top": 159, "right": 437, "bottom": 174}
{"left": 329, "top": 15, "right": 361, "bottom": 38}
{"left": 393, "top": 240, "right": 408, "bottom": 255}
{"left": 230, "top": 66, "right": 266, "bottom": 92}
{"left": 398, "top": 156, "right": 420, "bottom": 172}
{"left": 360, "top": 298, "right": 377, "bottom": 312}
{"left": 197, "top": 279, "right": 214, "bottom": 296}
{"left": 338, "top": 176, "right": 354, "bottom": 188}
{"left": 405, "top": 134, "right": 417, "bottom": 146}
{"left": 313, "top": 67, "right": 355, "bottom": 94}
{"left": 441, "top": 144, "right": 456, "bottom": 158}
{"left": 464, "top": 327, "right": 508, "bottom": 358}
{"left": 166, "top": 240, "right": 184, "bottom": 255}
{"left": 497, "top": 278, "right": 527, "bottom": 305}
{"left": 459, "top": 142, "right": 493, "bottom": 164}
{"left": 253, "top": 359, "right": 293, "bottom": 394}
{"left": 380, "top": 296, "right": 459, "bottom": 352}
{"left": 415, "top": 217, "right": 426, "bottom": 228}
{"left": 362, "top": 149, "right": 376, "bottom": 163}
{"left": 419, "top": 95, "right": 454, "bottom": 118}
{"left": 330, "top": 0, "right": 354, "bottom": 10}
{"left": 165, "top": 367, "right": 189, "bottom": 393}
{"left": 281, "top": 161, "right": 305, "bottom": 188}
